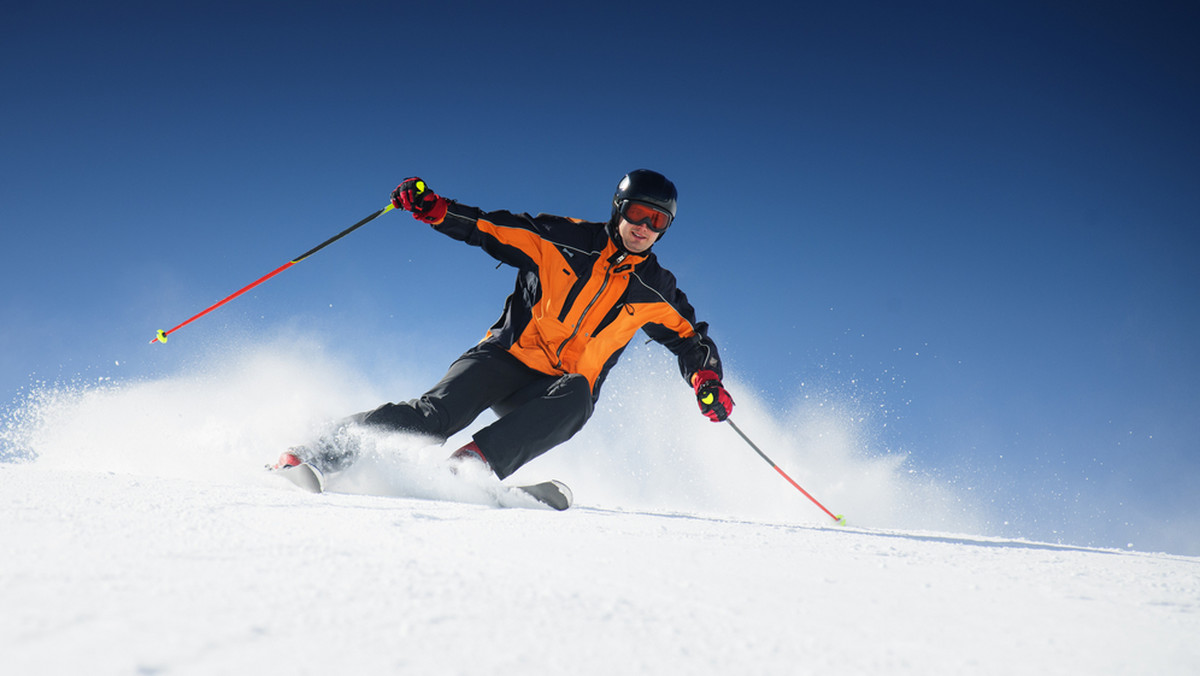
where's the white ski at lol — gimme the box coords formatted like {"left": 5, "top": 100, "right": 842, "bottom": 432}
{"left": 268, "top": 461, "right": 571, "bottom": 510}
{"left": 272, "top": 462, "right": 325, "bottom": 493}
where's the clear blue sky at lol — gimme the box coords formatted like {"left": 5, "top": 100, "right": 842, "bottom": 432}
{"left": 3, "top": 1, "right": 1197, "bottom": 553}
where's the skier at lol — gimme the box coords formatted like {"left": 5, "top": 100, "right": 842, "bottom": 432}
{"left": 274, "top": 169, "right": 734, "bottom": 488}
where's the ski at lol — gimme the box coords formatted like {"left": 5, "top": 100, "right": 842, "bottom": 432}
{"left": 267, "top": 460, "right": 571, "bottom": 510}
{"left": 270, "top": 461, "right": 325, "bottom": 494}
{"left": 514, "top": 480, "right": 573, "bottom": 511}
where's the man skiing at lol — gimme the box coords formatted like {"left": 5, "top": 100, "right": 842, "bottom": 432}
{"left": 274, "top": 169, "right": 734, "bottom": 490}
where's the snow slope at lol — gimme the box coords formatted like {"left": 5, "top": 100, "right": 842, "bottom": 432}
{"left": 2, "top": 464, "right": 1197, "bottom": 675}
{"left": 2, "top": 339, "right": 1198, "bottom": 673}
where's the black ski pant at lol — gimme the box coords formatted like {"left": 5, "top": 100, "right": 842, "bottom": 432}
{"left": 356, "top": 341, "right": 594, "bottom": 479}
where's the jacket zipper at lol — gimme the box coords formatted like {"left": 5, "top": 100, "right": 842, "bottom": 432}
{"left": 554, "top": 253, "right": 626, "bottom": 369}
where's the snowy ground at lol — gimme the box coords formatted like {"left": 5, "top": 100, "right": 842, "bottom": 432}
{"left": 3, "top": 464, "right": 1197, "bottom": 675}
{"left": 2, "top": 341, "right": 1198, "bottom": 673}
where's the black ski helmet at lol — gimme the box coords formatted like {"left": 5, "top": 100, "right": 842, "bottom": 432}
{"left": 610, "top": 169, "right": 678, "bottom": 227}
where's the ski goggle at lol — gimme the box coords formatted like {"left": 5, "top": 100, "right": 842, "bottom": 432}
{"left": 619, "top": 200, "right": 673, "bottom": 233}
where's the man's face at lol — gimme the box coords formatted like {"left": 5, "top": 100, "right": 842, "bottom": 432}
{"left": 617, "top": 218, "right": 662, "bottom": 254}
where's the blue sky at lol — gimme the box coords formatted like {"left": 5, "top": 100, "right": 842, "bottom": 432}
{"left": 3, "top": 1, "right": 1198, "bottom": 553}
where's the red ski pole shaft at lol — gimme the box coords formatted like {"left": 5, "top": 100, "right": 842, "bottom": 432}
{"left": 151, "top": 204, "right": 394, "bottom": 344}
{"left": 726, "top": 419, "right": 845, "bottom": 524}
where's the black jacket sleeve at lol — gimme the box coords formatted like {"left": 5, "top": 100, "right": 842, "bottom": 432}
{"left": 640, "top": 278, "right": 724, "bottom": 383}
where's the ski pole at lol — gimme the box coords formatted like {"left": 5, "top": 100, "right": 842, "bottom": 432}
{"left": 726, "top": 418, "right": 846, "bottom": 524}
{"left": 151, "top": 203, "right": 395, "bottom": 344}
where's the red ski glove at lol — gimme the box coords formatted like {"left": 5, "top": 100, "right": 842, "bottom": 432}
{"left": 391, "top": 177, "right": 449, "bottom": 224}
{"left": 693, "top": 369, "right": 733, "bottom": 422}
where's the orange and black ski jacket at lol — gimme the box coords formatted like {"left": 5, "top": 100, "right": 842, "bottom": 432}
{"left": 432, "top": 201, "right": 723, "bottom": 399}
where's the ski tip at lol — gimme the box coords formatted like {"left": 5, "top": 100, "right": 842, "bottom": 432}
{"left": 552, "top": 480, "right": 574, "bottom": 510}
{"left": 835, "top": 514, "right": 847, "bottom": 526}
{"left": 514, "top": 480, "right": 572, "bottom": 511}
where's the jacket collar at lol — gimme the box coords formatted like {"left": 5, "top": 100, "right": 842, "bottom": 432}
{"left": 605, "top": 219, "right": 654, "bottom": 264}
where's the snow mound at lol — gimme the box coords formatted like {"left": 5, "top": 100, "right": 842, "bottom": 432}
{"left": 2, "top": 335, "right": 985, "bottom": 535}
